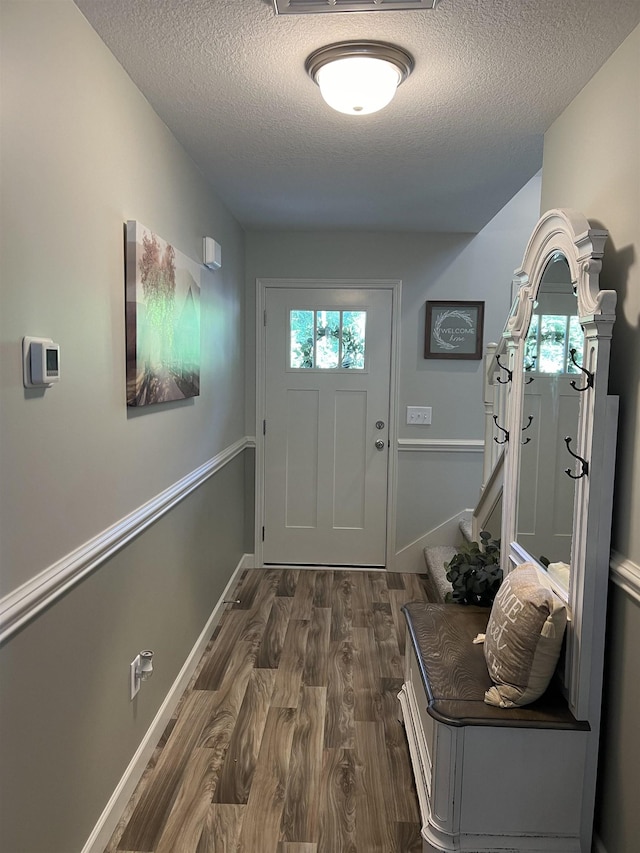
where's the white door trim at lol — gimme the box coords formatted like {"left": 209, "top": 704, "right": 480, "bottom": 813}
{"left": 255, "top": 278, "right": 402, "bottom": 569}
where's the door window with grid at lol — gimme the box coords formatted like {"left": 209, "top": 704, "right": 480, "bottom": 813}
{"left": 524, "top": 313, "right": 583, "bottom": 375}
{"left": 289, "top": 309, "right": 367, "bottom": 370}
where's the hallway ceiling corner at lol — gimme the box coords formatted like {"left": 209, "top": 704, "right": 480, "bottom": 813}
{"left": 74, "top": 0, "right": 640, "bottom": 233}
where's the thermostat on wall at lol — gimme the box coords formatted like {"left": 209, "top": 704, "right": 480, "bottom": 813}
{"left": 22, "top": 336, "right": 61, "bottom": 388}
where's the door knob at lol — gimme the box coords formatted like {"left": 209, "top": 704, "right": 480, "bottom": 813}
{"left": 375, "top": 439, "right": 385, "bottom": 450}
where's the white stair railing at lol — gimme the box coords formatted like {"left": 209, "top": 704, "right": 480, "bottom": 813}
{"left": 473, "top": 338, "right": 507, "bottom": 540}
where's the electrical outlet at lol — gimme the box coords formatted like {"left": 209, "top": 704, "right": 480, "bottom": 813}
{"left": 407, "top": 406, "right": 432, "bottom": 425}
{"left": 130, "top": 654, "right": 141, "bottom": 700}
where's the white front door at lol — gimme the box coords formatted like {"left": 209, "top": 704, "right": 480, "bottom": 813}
{"left": 261, "top": 286, "right": 393, "bottom": 566}
{"left": 518, "top": 374, "right": 578, "bottom": 565}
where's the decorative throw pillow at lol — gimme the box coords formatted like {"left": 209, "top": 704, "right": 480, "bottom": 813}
{"left": 483, "top": 562, "right": 567, "bottom": 708}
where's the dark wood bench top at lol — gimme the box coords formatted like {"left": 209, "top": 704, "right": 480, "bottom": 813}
{"left": 403, "top": 601, "right": 589, "bottom": 731}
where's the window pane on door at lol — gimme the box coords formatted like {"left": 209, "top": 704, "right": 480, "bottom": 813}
{"left": 342, "top": 311, "right": 366, "bottom": 368}
{"left": 524, "top": 314, "right": 539, "bottom": 374}
{"left": 290, "top": 310, "right": 315, "bottom": 368}
{"left": 527, "top": 313, "right": 584, "bottom": 376}
{"left": 289, "top": 309, "right": 367, "bottom": 370}
{"left": 538, "top": 314, "right": 568, "bottom": 374}
{"left": 566, "top": 316, "right": 583, "bottom": 373}
{"left": 316, "top": 310, "right": 340, "bottom": 368}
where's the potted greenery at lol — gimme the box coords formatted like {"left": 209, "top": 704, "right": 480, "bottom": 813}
{"left": 445, "top": 531, "right": 502, "bottom": 606}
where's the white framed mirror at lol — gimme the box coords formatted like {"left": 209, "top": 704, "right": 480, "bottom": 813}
{"left": 501, "top": 209, "right": 618, "bottom": 721}
{"left": 516, "top": 253, "right": 579, "bottom": 595}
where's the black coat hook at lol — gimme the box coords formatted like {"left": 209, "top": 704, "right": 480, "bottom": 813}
{"left": 493, "top": 414, "right": 509, "bottom": 444}
{"left": 569, "top": 348, "right": 594, "bottom": 392}
{"left": 495, "top": 354, "right": 512, "bottom": 384}
{"left": 564, "top": 435, "right": 589, "bottom": 479}
{"left": 521, "top": 414, "right": 533, "bottom": 445}
{"left": 524, "top": 356, "right": 536, "bottom": 384}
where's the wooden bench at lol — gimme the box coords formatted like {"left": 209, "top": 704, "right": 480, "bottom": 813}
{"left": 403, "top": 601, "right": 586, "bottom": 729}
{"left": 399, "top": 602, "right": 588, "bottom": 853}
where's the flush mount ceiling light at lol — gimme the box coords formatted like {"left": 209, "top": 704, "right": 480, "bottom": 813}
{"left": 305, "top": 41, "right": 414, "bottom": 116}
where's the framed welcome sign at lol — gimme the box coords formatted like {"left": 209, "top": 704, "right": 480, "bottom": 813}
{"left": 424, "top": 300, "right": 484, "bottom": 360}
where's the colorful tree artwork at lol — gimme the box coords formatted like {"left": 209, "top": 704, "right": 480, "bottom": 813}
{"left": 125, "top": 221, "right": 201, "bottom": 406}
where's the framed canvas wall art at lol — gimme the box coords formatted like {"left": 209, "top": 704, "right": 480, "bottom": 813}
{"left": 125, "top": 221, "right": 201, "bottom": 406}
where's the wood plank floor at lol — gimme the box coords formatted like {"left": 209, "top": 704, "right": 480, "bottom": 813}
{"left": 105, "top": 568, "right": 431, "bottom": 853}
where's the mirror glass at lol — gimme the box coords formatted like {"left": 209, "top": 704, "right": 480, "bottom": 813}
{"left": 515, "top": 254, "right": 582, "bottom": 593}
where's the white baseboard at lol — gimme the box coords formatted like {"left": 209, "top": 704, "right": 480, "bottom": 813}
{"left": 240, "top": 553, "right": 255, "bottom": 570}
{"left": 80, "top": 554, "right": 249, "bottom": 853}
{"left": 392, "top": 509, "right": 472, "bottom": 573}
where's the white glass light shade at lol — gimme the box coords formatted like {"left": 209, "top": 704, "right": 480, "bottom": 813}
{"left": 306, "top": 42, "right": 414, "bottom": 117}
{"left": 316, "top": 56, "right": 401, "bottom": 115}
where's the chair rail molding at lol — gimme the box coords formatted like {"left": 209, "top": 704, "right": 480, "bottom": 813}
{"left": 610, "top": 551, "right": 640, "bottom": 604}
{"left": 0, "top": 436, "right": 255, "bottom": 644}
{"left": 397, "top": 438, "right": 484, "bottom": 453}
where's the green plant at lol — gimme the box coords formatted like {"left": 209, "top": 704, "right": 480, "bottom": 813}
{"left": 445, "top": 531, "right": 502, "bottom": 607}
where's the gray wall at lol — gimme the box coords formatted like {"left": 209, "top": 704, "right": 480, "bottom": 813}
{"left": 245, "top": 175, "right": 541, "bottom": 551}
{"left": 0, "top": 3, "right": 247, "bottom": 851}
{"left": 0, "top": 463, "right": 245, "bottom": 853}
{"left": 541, "top": 24, "right": 640, "bottom": 853}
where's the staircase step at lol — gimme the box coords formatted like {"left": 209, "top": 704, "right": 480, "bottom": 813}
{"left": 459, "top": 516, "right": 473, "bottom": 543}
{"left": 423, "top": 545, "right": 457, "bottom": 603}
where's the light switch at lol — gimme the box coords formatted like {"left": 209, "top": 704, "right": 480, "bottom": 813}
{"left": 407, "top": 406, "right": 432, "bottom": 425}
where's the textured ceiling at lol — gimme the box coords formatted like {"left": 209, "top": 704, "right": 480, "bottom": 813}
{"left": 74, "top": 0, "right": 640, "bottom": 232}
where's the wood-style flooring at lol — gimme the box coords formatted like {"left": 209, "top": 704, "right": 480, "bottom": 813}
{"left": 105, "top": 568, "right": 431, "bottom": 853}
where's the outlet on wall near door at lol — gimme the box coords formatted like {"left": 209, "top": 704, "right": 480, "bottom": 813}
{"left": 407, "top": 406, "right": 432, "bottom": 425}
{"left": 130, "top": 650, "right": 154, "bottom": 699}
